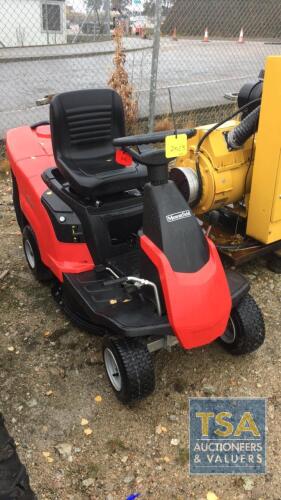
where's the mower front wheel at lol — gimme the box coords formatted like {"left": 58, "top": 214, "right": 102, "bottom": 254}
{"left": 23, "top": 225, "right": 52, "bottom": 282}
{"left": 219, "top": 294, "right": 265, "bottom": 355}
{"left": 102, "top": 337, "right": 155, "bottom": 404}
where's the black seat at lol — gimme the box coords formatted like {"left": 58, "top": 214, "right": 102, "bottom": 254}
{"left": 50, "top": 89, "right": 147, "bottom": 198}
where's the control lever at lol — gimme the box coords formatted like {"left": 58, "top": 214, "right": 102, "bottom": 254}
{"left": 113, "top": 128, "right": 196, "bottom": 186}
{"left": 113, "top": 128, "right": 196, "bottom": 147}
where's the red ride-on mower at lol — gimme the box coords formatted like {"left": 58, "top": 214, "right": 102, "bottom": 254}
{"left": 7, "top": 89, "right": 265, "bottom": 403}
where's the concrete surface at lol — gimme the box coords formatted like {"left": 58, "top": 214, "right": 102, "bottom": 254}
{"left": 1, "top": 37, "right": 281, "bottom": 137}
{"left": 0, "top": 37, "right": 152, "bottom": 62}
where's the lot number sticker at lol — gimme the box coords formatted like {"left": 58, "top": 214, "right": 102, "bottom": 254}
{"left": 165, "top": 134, "right": 188, "bottom": 158}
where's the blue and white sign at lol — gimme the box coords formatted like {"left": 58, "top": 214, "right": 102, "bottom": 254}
{"left": 189, "top": 398, "right": 266, "bottom": 475}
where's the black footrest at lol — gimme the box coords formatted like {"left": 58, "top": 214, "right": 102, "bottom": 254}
{"left": 63, "top": 269, "right": 171, "bottom": 337}
{"left": 107, "top": 249, "right": 141, "bottom": 277}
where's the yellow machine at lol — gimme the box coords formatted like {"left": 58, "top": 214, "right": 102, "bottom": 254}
{"left": 170, "top": 56, "right": 281, "bottom": 264}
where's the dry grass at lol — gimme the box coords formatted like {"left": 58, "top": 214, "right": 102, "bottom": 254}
{"left": 106, "top": 438, "right": 128, "bottom": 454}
{"left": 154, "top": 116, "right": 174, "bottom": 132}
{"left": 152, "top": 103, "right": 237, "bottom": 133}
{"left": 0, "top": 148, "right": 9, "bottom": 176}
{"left": 154, "top": 112, "right": 196, "bottom": 133}
{"left": 108, "top": 25, "right": 138, "bottom": 133}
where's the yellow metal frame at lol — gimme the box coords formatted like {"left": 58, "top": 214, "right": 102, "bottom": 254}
{"left": 247, "top": 56, "right": 281, "bottom": 244}
{"left": 175, "top": 56, "right": 281, "bottom": 246}
{"left": 176, "top": 122, "right": 254, "bottom": 214}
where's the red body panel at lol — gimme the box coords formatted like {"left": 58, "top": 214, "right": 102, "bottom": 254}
{"left": 7, "top": 124, "right": 231, "bottom": 349}
{"left": 140, "top": 235, "right": 231, "bottom": 349}
{"left": 6, "top": 125, "right": 94, "bottom": 282}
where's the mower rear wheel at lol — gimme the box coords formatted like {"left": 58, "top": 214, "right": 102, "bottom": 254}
{"left": 102, "top": 337, "right": 155, "bottom": 403}
{"left": 219, "top": 294, "right": 265, "bottom": 355}
{"left": 11, "top": 172, "right": 26, "bottom": 232}
{"left": 23, "top": 225, "right": 52, "bottom": 282}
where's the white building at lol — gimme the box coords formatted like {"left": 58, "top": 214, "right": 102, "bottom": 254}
{"left": 0, "top": 0, "right": 67, "bottom": 48}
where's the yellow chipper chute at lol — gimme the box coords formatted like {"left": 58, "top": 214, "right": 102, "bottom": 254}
{"left": 170, "top": 55, "right": 281, "bottom": 270}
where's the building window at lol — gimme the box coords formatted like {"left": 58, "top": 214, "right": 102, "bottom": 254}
{"left": 42, "top": 3, "right": 62, "bottom": 32}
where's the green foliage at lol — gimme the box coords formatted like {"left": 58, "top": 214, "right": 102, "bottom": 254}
{"left": 143, "top": 0, "right": 175, "bottom": 17}
{"left": 143, "top": 1, "right": 155, "bottom": 17}
{"left": 84, "top": 0, "right": 130, "bottom": 12}
{"left": 112, "top": 0, "right": 131, "bottom": 10}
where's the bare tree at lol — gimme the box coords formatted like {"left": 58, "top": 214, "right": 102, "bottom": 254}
{"left": 108, "top": 25, "right": 138, "bottom": 131}
{"left": 112, "top": 0, "right": 130, "bottom": 11}
{"left": 143, "top": 0, "right": 175, "bottom": 16}
{"left": 85, "top": 0, "right": 103, "bottom": 12}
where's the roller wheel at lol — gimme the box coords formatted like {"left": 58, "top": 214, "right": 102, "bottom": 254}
{"left": 102, "top": 337, "right": 155, "bottom": 403}
{"left": 23, "top": 225, "right": 52, "bottom": 282}
{"left": 219, "top": 294, "right": 265, "bottom": 355}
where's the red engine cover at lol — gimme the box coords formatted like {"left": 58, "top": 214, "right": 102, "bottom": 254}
{"left": 140, "top": 235, "right": 231, "bottom": 349}
{"left": 6, "top": 125, "right": 94, "bottom": 282}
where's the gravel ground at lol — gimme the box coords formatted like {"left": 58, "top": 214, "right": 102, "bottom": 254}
{"left": 0, "top": 168, "right": 281, "bottom": 500}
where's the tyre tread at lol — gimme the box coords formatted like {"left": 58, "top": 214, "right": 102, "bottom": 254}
{"left": 221, "top": 294, "right": 265, "bottom": 355}
{"left": 103, "top": 337, "right": 155, "bottom": 403}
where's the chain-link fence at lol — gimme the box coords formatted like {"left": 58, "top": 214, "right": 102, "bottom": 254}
{"left": 0, "top": 0, "right": 281, "bottom": 138}
{"left": 0, "top": 0, "right": 154, "bottom": 137}
{"left": 151, "top": 0, "right": 281, "bottom": 129}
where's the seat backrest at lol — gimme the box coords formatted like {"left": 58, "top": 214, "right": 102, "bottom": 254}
{"left": 50, "top": 88, "right": 126, "bottom": 175}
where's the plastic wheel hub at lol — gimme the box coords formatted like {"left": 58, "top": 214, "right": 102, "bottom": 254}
{"left": 220, "top": 317, "right": 236, "bottom": 344}
{"left": 24, "top": 239, "right": 36, "bottom": 269}
{"left": 104, "top": 347, "right": 122, "bottom": 392}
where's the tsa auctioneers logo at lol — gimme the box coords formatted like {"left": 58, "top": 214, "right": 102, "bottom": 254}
{"left": 189, "top": 398, "right": 266, "bottom": 475}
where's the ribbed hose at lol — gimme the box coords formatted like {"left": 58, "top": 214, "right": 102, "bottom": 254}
{"left": 226, "top": 105, "right": 260, "bottom": 150}
{"left": 192, "top": 97, "right": 261, "bottom": 207}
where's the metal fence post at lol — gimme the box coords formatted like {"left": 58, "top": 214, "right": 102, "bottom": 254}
{"left": 104, "top": 0, "right": 111, "bottom": 36}
{"left": 72, "top": 4, "right": 95, "bottom": 44}
{"left": 148, "top": 0, "right": 162, "bottom": 132}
